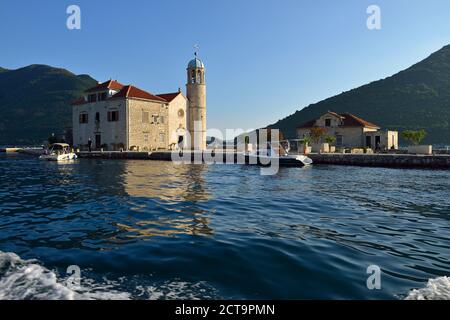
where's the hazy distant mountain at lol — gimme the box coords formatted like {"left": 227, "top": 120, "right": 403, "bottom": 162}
{"left": 0, "top": 64, "right": 97, "bottom": 145}
{"left": 268, "top": 45, "right": 450, "bottom": 145}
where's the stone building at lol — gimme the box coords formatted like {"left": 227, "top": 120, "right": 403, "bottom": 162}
{"left": 297, "top": 111, "right": 398, "bottom": 150}
{"left": 72, "top": 55, "right": 206, "bottom": 151}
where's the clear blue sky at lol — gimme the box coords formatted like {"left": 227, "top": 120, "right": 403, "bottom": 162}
{"left": 1, "top": 0, "right": 450, "bottom": 133}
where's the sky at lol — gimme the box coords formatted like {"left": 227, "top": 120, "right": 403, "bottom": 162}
{"left": 1, "top": 0, "right": 450, "bottom": 134}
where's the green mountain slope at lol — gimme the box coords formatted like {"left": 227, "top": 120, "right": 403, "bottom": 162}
{"left": 268, "top": 45, "right": 450, "bottom": 145}
{"left": 0, "top": 64, "right": 97, "bottom": 145}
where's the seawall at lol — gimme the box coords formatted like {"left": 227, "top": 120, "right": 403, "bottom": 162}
{"left": 308, "top": 153, "right": 450, "bottom": 169}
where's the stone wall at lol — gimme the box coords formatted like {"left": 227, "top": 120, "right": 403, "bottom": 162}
{"left": 127, "top": 98, "right": 169, "bottom": 151}
{"left": 167, "top": 94, "right": 188, "bottom": 148}
{"left": 72, "top": 99, "right": 127, "bottom": 150}
{"left": 309, "top": 153, "right": 450, "bottom": 168}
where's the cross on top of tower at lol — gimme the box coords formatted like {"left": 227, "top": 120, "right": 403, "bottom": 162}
{"left": 194, "top": 44, "right": 199, "bottom": 57}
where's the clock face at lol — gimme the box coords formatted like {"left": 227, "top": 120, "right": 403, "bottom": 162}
{"left": 178, "top": 109, "right": 185, "bottom": 118}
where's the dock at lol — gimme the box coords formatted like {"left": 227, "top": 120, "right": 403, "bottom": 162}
{"left": 7, "top": 148, "right": 450, "bottom": 169}
{"left": 76, "top": 151, "right": 242, "bottom": 163}
{"left": 76, "top": 151, "right": 450, "bottom": 169}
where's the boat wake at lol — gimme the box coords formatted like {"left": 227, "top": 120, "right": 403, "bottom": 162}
{"left": 0, "top": 251, "right": 131, "bottom": 300}
{"left": 0, "top": 251, "right": 217, "bottom": 300}
{"left": 405, "top": 277, "right": 450, "bottom": 300}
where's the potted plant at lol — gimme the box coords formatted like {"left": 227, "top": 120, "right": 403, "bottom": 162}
{"left": 325, "top": 135, "right": 336, "bottom": 153}
{"left": 401, "top": 130, "right": 431, "bottom": 154}
{"left": 301, "top": 136, "right": 312, "bottom": 155}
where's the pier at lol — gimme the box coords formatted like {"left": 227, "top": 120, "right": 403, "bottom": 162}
{"left": 76, "top": 151, "right": 450, "bottom": 169}
{"left": 5, "top": 148, "right": 450, "bottom": 169}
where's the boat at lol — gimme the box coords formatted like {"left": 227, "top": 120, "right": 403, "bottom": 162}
{"left": 245, "top": 141, "right": 313, "bottom": 167}
{"left": 39, "top": 143, "right": 78, "bottom": 161}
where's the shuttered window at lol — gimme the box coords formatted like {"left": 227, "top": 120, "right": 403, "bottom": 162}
{"left": 79, "top": 113, "right": 88, "bottom": 124}
{"left": 108, "top": 111, "right": 119, "bottom": 122}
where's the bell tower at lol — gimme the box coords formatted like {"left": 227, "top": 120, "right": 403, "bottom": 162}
{"left": 186, "top": 51, "right": 206, "bottom": 150}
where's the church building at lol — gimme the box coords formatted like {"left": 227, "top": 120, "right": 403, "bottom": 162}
{"left": 72, "top": 55, "right": 206, "bottom": 151}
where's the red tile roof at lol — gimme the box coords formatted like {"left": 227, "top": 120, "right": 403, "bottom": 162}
{"left": 71, "top": 97, "right": 86, "bottom": 106}
{"left": 111, "top": 85, "right": 167, "bottom": 102}
{"left": 297, "top": 112, "right": 379, "bottom": 129}
{"left": 297, "top": 119, "right": 317, "bottom": 129}
{"left": 156, "top": 92, "right": 182, "bottom": 102}
{"left": 340, "top": 113, "right": 379, "bottom": 128}
{"left": 85, "top": 80, "right": 124, "bottom": 93}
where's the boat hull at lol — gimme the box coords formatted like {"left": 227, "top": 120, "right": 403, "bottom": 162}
{"left": 39, "top": 153, "right": 78, "bottom": 161}
{"left": 245, "top": 154, "right": 312, "bottom": 167}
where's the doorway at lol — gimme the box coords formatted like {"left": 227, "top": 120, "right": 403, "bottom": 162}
{"left": 375, "top": 136, "right": 381, "bottom": 150}
{"left": 95, "top": 134, "right": 101, "bottom": 149}
{"left": 365, "top": 136, "right": 372, "bottom": 148}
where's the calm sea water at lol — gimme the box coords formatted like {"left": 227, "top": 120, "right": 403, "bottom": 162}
{"left": 1, "top": 153, "right": 450, "bottom": 300}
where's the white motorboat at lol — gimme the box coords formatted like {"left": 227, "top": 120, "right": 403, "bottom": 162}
{"left": 39, "top": 143, "right": 78, "bottom": 161}
{"left": 245, "top": 141, "right": 313, "bottom": 167}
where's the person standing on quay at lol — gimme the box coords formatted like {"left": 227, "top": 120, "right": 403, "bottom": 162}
{"left": 88, "top": 137, "right": 92, "bottom": 152}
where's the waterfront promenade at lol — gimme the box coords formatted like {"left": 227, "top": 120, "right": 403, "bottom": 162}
{"left": 4, "top": 148, "right": 450, "bottom": 169}
{"left": 75, "top": 151, "right": 450, "bottom": 168}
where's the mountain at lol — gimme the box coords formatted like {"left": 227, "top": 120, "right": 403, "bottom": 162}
{"left": 268, "top": 45, "right": 450, "bottom": 145}
{"left": 0, "top": 64, "right": 97, "bottom": 145}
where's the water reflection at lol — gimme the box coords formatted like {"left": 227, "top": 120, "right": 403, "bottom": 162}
{"left": 122, "top": 161, "right": 210, "bottom": 202}
{"left": 117, "top": 161, "right": 214, "bottom": 238}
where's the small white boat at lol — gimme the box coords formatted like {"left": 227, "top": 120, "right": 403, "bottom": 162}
{"left": 245, "top": 141, "right": 313, "bottom": 167}
{"left": 39, "top": 143, "right": 78, "bottom": 161}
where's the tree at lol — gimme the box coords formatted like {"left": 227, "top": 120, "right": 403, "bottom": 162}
{"left": 401, "top": 129, "right": 427, "bottom": 146}
{"left": 325, "top": 135, "right": 336, "bottom": 145}
{"left": 309, "top": 127, "right": 327, "bottom": 144}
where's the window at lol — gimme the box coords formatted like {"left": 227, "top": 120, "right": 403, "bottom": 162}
{"left": 142, "top": 111, "right": 149, "bottom": 123}
{"left": 325, "top": 119, "right": 331, "bottom": 127}
{"left": 107, "top": 110, "right": 119, "bottom": 122}
{"left": 336, "top": 135, "right": 343, "bottom": 146}
{"left": 159, "top": 132, "right": 165, "bottom": 143}
{"left": 152, "top": 115, "right": 159, "bottom": 124}
{"left": 79, "top": 113, "right": 88, "bottom": 124}
{"left": 159, "top": 116, "right": 165, "bottom": 124}
{"left": 88, "top": 94, "right": 97, "bottom": 103}
{"left": 178, "top": 109, "right": 184, "bottom": 118}
{"left": 98, "top": 92, "right": 107, "bottom": 101}
{"left": 95, "top": 112, "right": 100, "bottom": 123}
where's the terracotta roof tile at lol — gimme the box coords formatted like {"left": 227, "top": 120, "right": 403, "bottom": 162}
{"left": 111, "top": 85, "right": 167, "bottom": 102}
{"left": 85, "top": 80, "right": 124, "bottom": 93}
{"left": 297, "top": 119, "right": 317, "bottom": 128}
{"left": 156, "top": 92, "right": 182, "bottom": 102}
{"left": 340, "top": 113, "right": 379, "bottom": 128}
{"left": 71, "top": 97, "right": 86, "bottom": 106}
{"left": 297, "top": 112, "right": 379, "bottom": 129}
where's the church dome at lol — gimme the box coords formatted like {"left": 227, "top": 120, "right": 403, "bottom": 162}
{"left": 188, "top": 57, "right": 204, "bottom": 69}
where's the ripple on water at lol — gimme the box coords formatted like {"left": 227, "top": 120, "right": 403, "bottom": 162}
{"left": 1, "top": 154, "right": 450, "bottom": 299}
